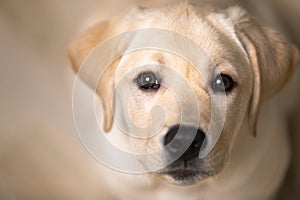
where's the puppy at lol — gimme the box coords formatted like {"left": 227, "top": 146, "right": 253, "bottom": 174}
{"left": 68, "top": 2, "right": 299, "bottom": 200}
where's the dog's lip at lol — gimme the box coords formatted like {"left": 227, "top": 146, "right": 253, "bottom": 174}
{"left": 159, "top": 158, "right": 201, "bottom": 176}
{"left": 163, "top": 169, "right": 198, "bottom": 177}
{"left": 158, "top": 169, "right": 203, "bottom": 184}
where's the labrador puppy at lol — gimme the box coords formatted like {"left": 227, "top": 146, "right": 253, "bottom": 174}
{"left": 68, "top": 2, "right": 299, "bottom": 200}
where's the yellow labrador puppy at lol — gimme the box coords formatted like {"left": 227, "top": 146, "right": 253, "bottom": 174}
{"left": 68, "top": 2, "right": 299, "bottom": 200}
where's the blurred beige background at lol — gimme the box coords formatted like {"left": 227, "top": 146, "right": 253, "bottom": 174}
{"left": 0, "top": 0, "right": 299, "bottom": 199}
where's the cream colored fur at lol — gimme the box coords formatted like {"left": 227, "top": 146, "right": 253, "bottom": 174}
{"left": 68, "top": 2, "right": 299, "bottom": 200}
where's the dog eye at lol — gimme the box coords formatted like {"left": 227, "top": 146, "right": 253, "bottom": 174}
{"left": 212, "top": 74, "right": 235, "bottom": 93}
{"left": 136, "top": 72, "right": 160, "bottom": 91}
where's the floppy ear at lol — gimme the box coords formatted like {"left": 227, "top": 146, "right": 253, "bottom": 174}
{"left": 68, "top": 17, "right": 131, "bottom": 132}
{"left": 226, "top": 7, "right": 299, "bottom": 137}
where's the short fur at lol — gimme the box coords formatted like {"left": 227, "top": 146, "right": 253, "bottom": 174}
{"left": 69, "top": 2, "right": 299, "bottom": 200}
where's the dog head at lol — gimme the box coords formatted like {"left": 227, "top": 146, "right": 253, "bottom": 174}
{"left": 68, "top": 3, "right": 298, "bottom": 185}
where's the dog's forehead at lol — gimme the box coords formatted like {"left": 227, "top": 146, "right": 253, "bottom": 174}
{"left": 114, "top": 4, "right": 249, "bottom": 79}
{"left": 120, "top": 4, "right": 249, "bottom": 74}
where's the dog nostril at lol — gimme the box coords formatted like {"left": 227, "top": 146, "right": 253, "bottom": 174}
{"left": 164, "top": 125, "right": 206, "bottom": 161}
{"left": 193, "top": 141, "right": 201, "bottom": 148}
{"left": 164, "top": 126, "right": 178, "bottom": 146}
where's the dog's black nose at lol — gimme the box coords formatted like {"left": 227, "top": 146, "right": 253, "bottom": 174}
{"left": 164, "top": 125, "right": 206, "bottom": 162}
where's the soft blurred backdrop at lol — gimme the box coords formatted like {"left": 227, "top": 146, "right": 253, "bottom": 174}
{"left": 0, "top": 0, "right": 299, "bottom": 199}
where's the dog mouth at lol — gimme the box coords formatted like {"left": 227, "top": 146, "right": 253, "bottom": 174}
{"left": 160, "top": 169, "right": 202, "bottom": 184}
{"left": 157, "top": 158, "right": 210, "bottom": 185}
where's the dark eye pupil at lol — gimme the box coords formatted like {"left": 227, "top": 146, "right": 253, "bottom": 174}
{"left": 136, "top": 72, "right": 160, "bottom": 91}
{"left": 212, "top": 74, "right": 235, "bottom": 93}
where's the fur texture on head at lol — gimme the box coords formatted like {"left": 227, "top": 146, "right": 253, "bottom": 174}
{"left": 68, "top": 2, "right": 298, "bottom": 194}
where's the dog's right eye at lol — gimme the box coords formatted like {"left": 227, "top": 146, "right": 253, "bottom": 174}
{"left": 135, "top": 72, "right": 160, "bottom": 91}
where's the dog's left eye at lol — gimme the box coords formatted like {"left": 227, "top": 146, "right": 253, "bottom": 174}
{"left": 212, "top": 74, "right": 235, "bottom": 93}
{"left": 136, "top": 72, "right": 160, "bottom": 91}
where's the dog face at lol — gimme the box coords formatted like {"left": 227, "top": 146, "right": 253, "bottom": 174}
{"left": 110, "top": 48, "right": 250, "bottom": 184}
{"left": 68, "top": 3, "right": 298, "bottom": 185}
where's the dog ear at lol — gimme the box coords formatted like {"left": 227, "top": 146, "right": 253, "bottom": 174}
{"left": 68, "top": 15, "right": 133, "bottom": 132}
{"left": 226, "top": 7, "right": 299, "bottom": 137}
